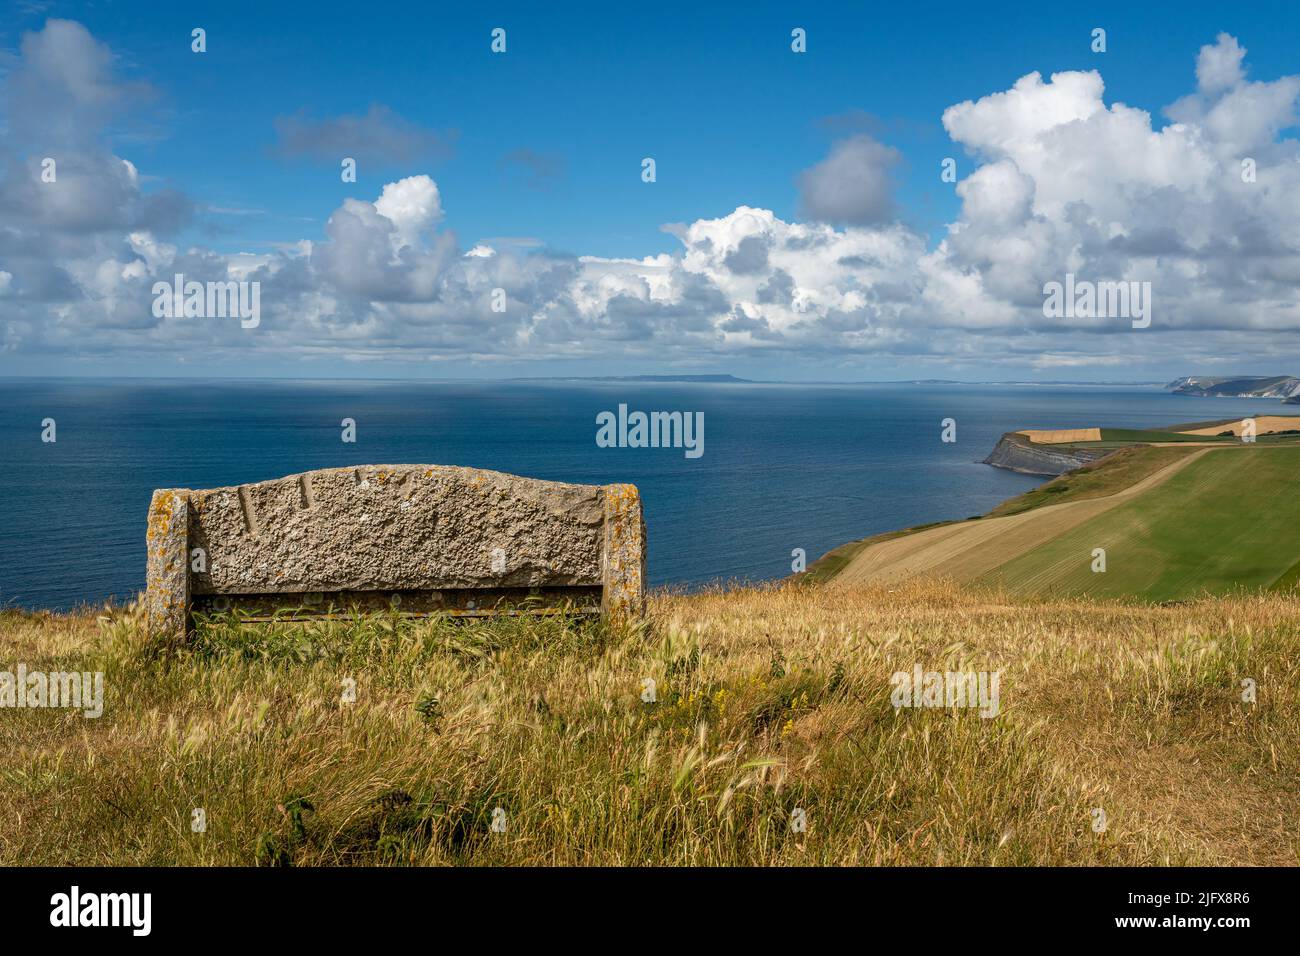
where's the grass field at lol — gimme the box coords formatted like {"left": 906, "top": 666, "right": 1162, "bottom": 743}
{"left": 833, "top": 444, "right": 1300, "bottom": 602}
{"left": 830, "top": 447, "right": 1209, "bottom": 590}
{"left": 802, "top": 520, "right": 961, "bottom": 584}
{"left": 1001, "top": 427, "right": 1226, "bottom": 451}
{"left": 1031, "top": 420, "right": 1300, "bottom": 451}
{"left": 2, "top": 581, "right": 1297, "bottom": 866}
{"left": 984, "top": 448, "right": 1300, "bottom": 600}
{"left": 986, "top": 446, "right": 1200, "bottom": 518}
{"left": 1176, "top": 415, "right": 1300, "bottom": 437}
{"left": 1096, "top": 427, "right": 1223, "bottom": 443}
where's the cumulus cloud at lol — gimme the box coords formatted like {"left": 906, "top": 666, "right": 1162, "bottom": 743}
{"left": 3, "top": 22, "right": 1299, "bottom": 375}
{"left": 5, "top": 18, "right": 151, "bottom": 150}
{"left": 928, "top": 31, "right": 1300, "bottom": 342}
{"left": 796, "top": 134, "right": 901, "bottom": 225}
{"left": 0, "top": 19, "right": 192, "bottom": 354}
{"left": 1197, "top": 32, "right": 1247, "bottom": 93}
{"left": 373, "top": 175, "right": 443, "bottom": 245}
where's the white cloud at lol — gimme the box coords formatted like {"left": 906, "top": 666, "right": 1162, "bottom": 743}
{"left": 3, "top": 23, "right": 1299, "bottom": 375}
{"left": 922, "top": 32, "right": 1300, "bottom": 343}
{"left": 373, "top": 174, "right": 443, "bottom": 248}
{"left": 1197, "top": 32, "right": 1247, "bottom": 94}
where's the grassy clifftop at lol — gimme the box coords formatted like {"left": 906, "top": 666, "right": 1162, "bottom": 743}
{"left": 828, "top": 440, "right": 1300, "bottom": 603}
{"left": 3, "top": 583, "right": 1297, "bottom": 866}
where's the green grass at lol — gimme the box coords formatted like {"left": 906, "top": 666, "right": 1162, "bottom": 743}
{"left": 982, "top": 447, "right": 1300, "bottom": 601}
{"left": 1161, "top": 417, "right": 1248, "bottom": 432}
{"left": 1096, "top": 428, "right": 1224, "bottom": 443}
{"left": 1269, "top": 554, "right": 1300, "bottom": 594}
{"left": 986, "top": 445, "right": 1199, "bottom": 518}
{"left": 1055, "top": 428, "right": 1234, "bottom": 449}
{"left": 1073, "top": 433, "right": 1300, "bottom": 449}
{"left": 803, "top": 521, "right": 962, "bottom": 583}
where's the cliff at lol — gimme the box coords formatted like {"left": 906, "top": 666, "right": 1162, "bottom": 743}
{"left": 982, "top": 431, "right": 1112, "bottom": 477}
{"left": 1167, "top": 375, "right": 1300, "bottom": 399}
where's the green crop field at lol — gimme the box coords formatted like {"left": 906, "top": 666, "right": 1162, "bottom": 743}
{"left": 1063, "top": 428, "right": 1300, "bottom": 449}
{"left": 981, "top": 447, "right": 1300, "bottom": 601}
{"left": 1059, "top": 428, "right": 1234, "bottom": 449}
{"left": 986, "top": 445, "right": 1199, "bottom": 517}
{"left": 1095, "top": 428, "right": 1226, "bottom": 443}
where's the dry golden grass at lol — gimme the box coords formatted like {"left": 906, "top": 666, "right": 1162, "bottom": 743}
{"left": 1177, "top": 415, "right": 1300, "bottom": 437}
{"left": 1, "top": 580, "right": 1296, "bottom": 866}
{"left": 1018, "top": 428, "right": 1102, "bottom": 443}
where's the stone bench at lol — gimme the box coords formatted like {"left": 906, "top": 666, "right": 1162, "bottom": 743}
{"left": 144, "top": 465, "right": 645, "bottom": 639}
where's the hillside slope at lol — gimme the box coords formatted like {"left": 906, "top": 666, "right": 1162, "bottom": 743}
{"left": 832, "top": 445, "right": 1300, "bottom": 601}
{"left": 2, "top": 583, "right": 1297, "bottom": 866}
{"left": 832, "top": 448, "right": 1209, "bottom": 591}
{"left": 985, "top": 446, "right": 1300, "bottom": 599}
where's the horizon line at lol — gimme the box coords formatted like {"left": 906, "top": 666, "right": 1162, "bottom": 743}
{"left": 0, "top": 373, "right": 1179, "bottom": 387}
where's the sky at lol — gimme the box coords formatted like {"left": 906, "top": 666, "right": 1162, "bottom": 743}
{"left": 1, "top": 0, "right": 1298, "bottom": 381}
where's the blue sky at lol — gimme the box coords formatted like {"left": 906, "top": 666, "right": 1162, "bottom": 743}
{"left": 57, "top": 0, "right": 1294, "bottom": 257}
{"left": 2, "top": 1, "right": 1299, "bottom": 379}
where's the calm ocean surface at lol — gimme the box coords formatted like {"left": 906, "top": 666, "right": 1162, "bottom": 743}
{"left": 0, "top": 378, "right": 1287, "bottom": 610}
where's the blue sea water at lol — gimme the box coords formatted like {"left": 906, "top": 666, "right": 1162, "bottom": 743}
{"left": 0, "top": 378, "right": 1289, "bottom": 610}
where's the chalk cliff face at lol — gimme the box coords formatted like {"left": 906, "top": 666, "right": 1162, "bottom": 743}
{"left": 1167, "top": 375, "right": 1300, "bottom": 399}
{"left": 982, "top": 432, "right": 1111, "bottom": 477}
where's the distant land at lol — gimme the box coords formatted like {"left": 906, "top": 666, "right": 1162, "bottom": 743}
{"left": 509, "top": 375, "right": 1168, "bottom": 386}
{"left": 509, "top": 374, "right": 755, "bottom": 383}
{"left": 0, "top": 373, "right": 1184, "bottom": 386}
{"left": 1167, "top": 375, "right": 1300, "bottom": 401}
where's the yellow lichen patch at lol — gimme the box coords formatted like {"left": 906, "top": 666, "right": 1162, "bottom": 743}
{"left": 147, "top": 490, "right": 177, "bottom": 540}
{"left": 604, "top": 483, "right": 642, "bottom": 511}
{"left": 601, "top": 482, "right": 646, "bottom": 623}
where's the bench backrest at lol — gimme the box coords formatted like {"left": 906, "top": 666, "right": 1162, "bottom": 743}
{"left": 144, "top": 465, "right": 645, "bottom": 638}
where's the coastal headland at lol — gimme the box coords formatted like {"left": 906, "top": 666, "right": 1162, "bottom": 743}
{"left": 822, "top": 414, "right": 1300, "bottom": 601}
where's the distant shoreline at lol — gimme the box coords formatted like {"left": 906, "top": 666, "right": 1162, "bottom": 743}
{"left": 0, "top": 373, "right": 1170, "bottom": 387}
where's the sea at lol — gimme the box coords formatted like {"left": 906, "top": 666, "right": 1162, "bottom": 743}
{"left": 0, "top": 378, "right": 1289, "bottom": 610}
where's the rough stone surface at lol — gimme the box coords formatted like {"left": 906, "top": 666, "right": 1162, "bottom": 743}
{"left": 144, "top": 465, "right": 645, "bottom": 638}
{"left": 602, "top": 483, "right": 646, "bottom": 624}
{"left": 144, "top": 489, "right": 190, "bottom": 640}
{"left": 983, "top": 433, "right": 1113, "bottom": 477}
